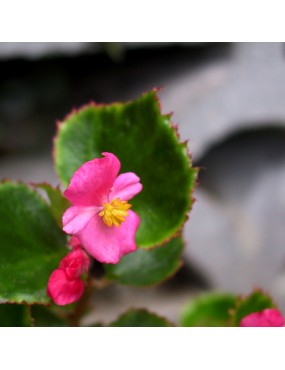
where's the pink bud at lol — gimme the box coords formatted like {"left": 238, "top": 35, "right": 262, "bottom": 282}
{"left": 47, "top": 247, "right": 90, "bottom": 306}
{"left": 59, "top": 248, "right": 90, "bottom": 280}
{"left": 47, "top": 269, "right": 84, "bottom": 306}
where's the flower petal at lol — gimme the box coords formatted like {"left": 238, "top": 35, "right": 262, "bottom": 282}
{"left": 59, "top": 249, "right": 90, "bottom": 280}
{"left": 240, "top": 308, "right": 285, "bottom": 327}
{"left": 64, "top": 152, "right": 121, "bottom": 206}
{"left": 47, "top": 269, "right": 84, "bottom": 306}
{"left": 62, "top": 206, "right": 99, "bottom": 235}
{"left": 109, "top": 172, "right": 143, "bottom": 202}
{"left": 77, "top": 210, "right": 140, "bottom": 264}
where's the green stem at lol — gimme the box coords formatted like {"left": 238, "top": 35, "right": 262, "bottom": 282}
{"left": 68, "top": 275, "right": 94, "bottom": 327}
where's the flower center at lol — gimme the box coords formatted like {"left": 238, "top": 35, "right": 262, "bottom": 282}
{"left": 99, "top": 198, "right": 132, "bottom": 227}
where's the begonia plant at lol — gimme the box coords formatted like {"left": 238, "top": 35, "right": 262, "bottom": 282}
{"left": 0, "top": 90, "right": 283, "bottom": 327}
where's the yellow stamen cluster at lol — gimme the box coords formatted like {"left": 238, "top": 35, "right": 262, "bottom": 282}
{"left": 99, "top": 198, "right": 132, "bottom": 227}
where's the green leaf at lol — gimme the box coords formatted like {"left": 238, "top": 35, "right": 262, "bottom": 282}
{"left": 180, "top": 292, "right": 237, "bottom": 327}
{"left": 105, "top": 237, "right": 183, "bottom": 286}
{"left": 231, "top": 290, "right": 275, "bottom": 326}
{"left": 34, "top": 183, "right": 70, "bottom": 227}
{"left": 110, "top": 308, "right": 174, "bottom": 327}
{"left": 0, "top": 304, "right": 32, "bottom": 327}
{"left": 31, "top": 305, "right": 67, "bottom": 327}
{"left": 0, "top": 182, "right": 67, "bottom": 304}
{"left": 54, "top": 91, "right": 197, "bottom": 248}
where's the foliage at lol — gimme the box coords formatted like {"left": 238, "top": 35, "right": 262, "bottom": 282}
{"left": 1, "top": 90, "right": 278, "bottom": 327}
{"left": 110, "top": 309, "right": 174, "bottom": 327}
{"left": 0, "top": 182, "right": 66, "bottom": 304}
{"left": 55, "top": 91, "right": 197, "bottom": 249}
{"left": 231, "top": 290, "right": 275, "bottom": 327}
{"left": 180, "top": 292, "right": 237, "bottom": 327}
{"left": 105, "top": 237, "right": 183, "bottom": 286}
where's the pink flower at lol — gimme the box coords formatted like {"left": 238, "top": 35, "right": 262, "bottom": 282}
{"left": 62, "top": 152, "right": 143, "bottom": 264}
{"left": 47, "top": 248, "right": 90, "bottom": 306}
{"left": 240, "top": 308, "right": 285, "bottom": 327}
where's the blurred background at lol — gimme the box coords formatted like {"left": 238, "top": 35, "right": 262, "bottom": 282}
{"left": 1, "top": 42, "right": 285, "bottom": 324}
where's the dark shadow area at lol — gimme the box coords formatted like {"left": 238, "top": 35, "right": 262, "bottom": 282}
{"left": 160, "top": 263, "right": 211, "bottom": 292}
{"left": 196, "top": 126, "right": 285, "bottom": 200}
{"left": 0, "top": 43, "right": 230, "bottom": 154}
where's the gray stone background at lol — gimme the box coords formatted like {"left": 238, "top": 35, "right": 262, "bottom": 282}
{"left": 1, "top": 42, "right": 285, "bottom": 324}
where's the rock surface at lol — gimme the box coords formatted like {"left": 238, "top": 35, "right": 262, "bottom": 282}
{"left": 160, "top": 43, "right": 285, "bottom": 309}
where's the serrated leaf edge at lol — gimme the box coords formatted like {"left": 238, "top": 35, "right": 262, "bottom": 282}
{"left": 229, "top": 288, "right": 278, "bottom": 326}
{"left": 104, "top": 237, "right": 185, "bottom": 288}
{"left": 53, "top": 89, "right": 199, "bottom": 249}
{"left": 108, "top": 307, "right": 176, "bottom": 327}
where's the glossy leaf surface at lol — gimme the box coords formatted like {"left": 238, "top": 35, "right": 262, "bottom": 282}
{"left": 55, "top": 91, "right": 197, "bottom": 248}
{"left": 105, "top": 237, "right": 183, "bottom": 286}
{"left": 0, "top": 182, "right": 67, "bottom": 304}
{"left": 180, "top": 292, "right": 237, "bottom": 327}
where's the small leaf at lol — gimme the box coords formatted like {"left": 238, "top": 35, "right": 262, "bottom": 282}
{"left": 110, "top": 308, "right": 174, "bottom": 327}
{"left": 231, "top": 290, "right": 275, "bottom": 327}
{"left": 105, "top": 237, "right": 183, "bottom": 286}
{"left": 34, "top": 183, "right": 70, "bottom": 227}
{"left": 0, "top": 304, "right": 32, "bottom": 327}
{"left": 180, "top": 292, "right": 237, "bottom": 327}
{"left": 54, "top": 91, "right": 197, "bottom": 248}
{"left": 0, "top": 182, "right": 67, "bottom": 304}
{"left": 31, "top": 305, "right": 67, "bottom": 327}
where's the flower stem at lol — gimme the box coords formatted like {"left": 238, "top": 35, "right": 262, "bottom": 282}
{"left": 68, "top": 275, "right": 94, "bottom": 327}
